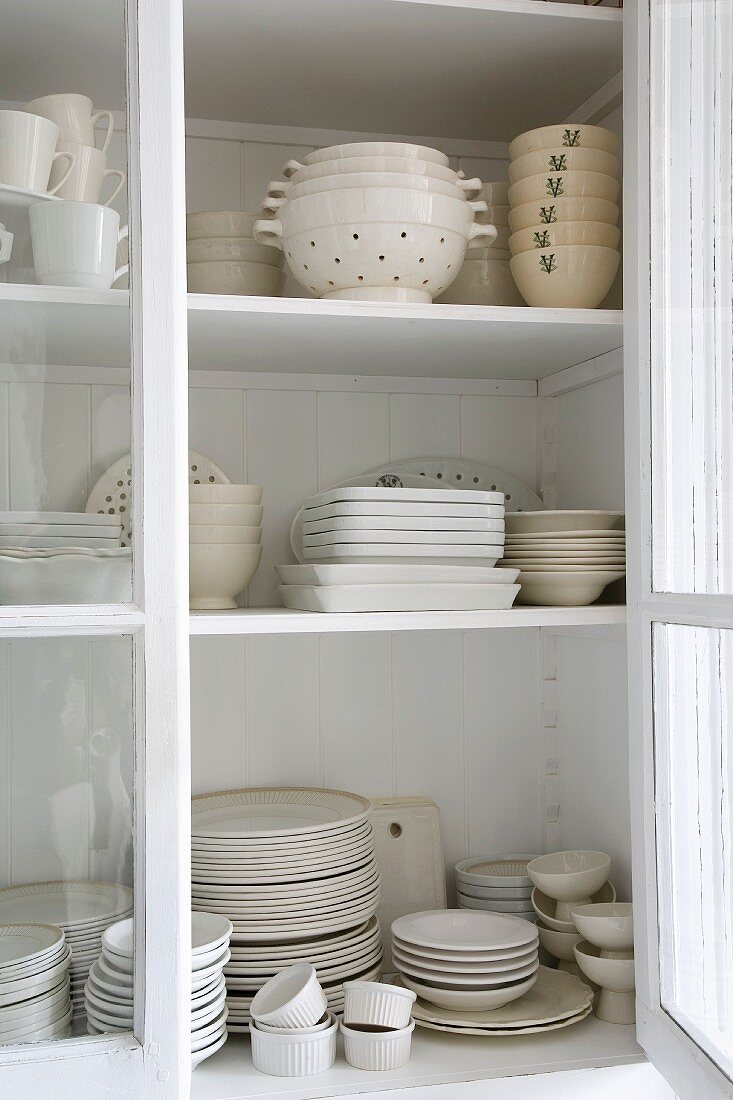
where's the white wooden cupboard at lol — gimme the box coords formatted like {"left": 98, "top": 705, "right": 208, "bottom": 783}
{"left": 0, "top": 0, "right": 730, "bottom": 1098}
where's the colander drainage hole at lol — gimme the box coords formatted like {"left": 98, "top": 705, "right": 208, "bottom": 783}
{"left": 400, "top": 231, "right": 407, "bottom": 238}
{"left": 335, "top": 258, "right": 341, "bottom": 263}
{"left": 422, "top": 279, "right": 429, "bottom": 285}
{"left": 379, "top": 255, "right": 385, "bottom": 261}
{"left": 309, "top": 241, "right": 315, "bottom": 247}
{"left": 439, "top": 237, "right": 445, "bottom": 244}
{"left": 357, "top": 275, "right": 364, "bottom": 281}
{"left": 393, "top": 276, "right": 399, "bottom": 281}
{"left": 352, "top": 233, "right": 359, "bottom": 240}
{"left": 419, "top": 257, "right": 425, "bottom": 263}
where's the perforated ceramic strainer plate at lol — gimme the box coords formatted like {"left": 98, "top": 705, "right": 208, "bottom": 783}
{"left": 86, "top": 451, "right": 230, "bottom": 546}
{"left": 455, "top": 854, "right": 540, "bottom": 888}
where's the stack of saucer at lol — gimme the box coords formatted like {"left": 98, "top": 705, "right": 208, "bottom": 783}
{"left": 455, "top": 855, "right": 539, "bottom": 922}
{"left": 0, "top": 924, "right": 72, "bottom": 1045}
{"left": 437, "top": 182, "right": 524, "bottom": 306}
{"left": 187, "top": 211, "right": 285, "bottom": 296}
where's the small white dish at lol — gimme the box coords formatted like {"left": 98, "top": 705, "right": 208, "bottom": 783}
{"left": 343, "top": 980, "right": 416, "bottom": 1029}
{"left": 249, "top": 963, "right": 326, "bottom": 1028}
{"left": 340, "top": 1019, "right": 415, "bottom": 1071}
{"left": 279, "top": 583, "right": 519, "bottom": 614}
{"left": 399, "top": 969, "right": 538, "bottom": 1011}
{"left": 249, "top": 1014, "right": 337, "bottom": 1077}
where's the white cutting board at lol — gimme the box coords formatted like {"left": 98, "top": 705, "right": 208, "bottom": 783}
{"left": 369, "top": 797, "right": 447, "bottom": 970}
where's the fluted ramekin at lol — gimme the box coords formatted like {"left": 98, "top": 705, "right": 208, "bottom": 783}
{"left": 340, "top": 1019, "right": 415, "bottom": 1071}
{"left": 343, "top": 980, "right": 416, "bottom": 1030}
{"left": 249, "top": 1015, "right": 337, "bottom": 1076}
{"left": 249, "top": 963, "right": 326, "bottom": 1029}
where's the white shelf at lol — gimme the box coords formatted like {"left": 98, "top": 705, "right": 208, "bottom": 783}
{"left": 189, "top": 605, "right": 626, "bottom": 636}
{"left": 192, "top": 1020, "right": 644, "bottom": 1100}
{"left": 0, "top": 284, "right": 129, "bottom": 370}
{"left": 187, "top": 296, "right": 623, "bottom": 381}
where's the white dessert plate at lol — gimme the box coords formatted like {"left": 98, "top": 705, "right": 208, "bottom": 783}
{"left": 0, "top": 955, "right": 71, "bottom": 1007}
{"left": 0, "top": 883, "right": 133, "bottom": 930}
{"left": 392, "top": 942, "right": 537, "bottom": 974}
{"left": 505, "top": 538, "right": 625, "bottom": 548}
{"left": 191, "top": 787, "right": 370, "bottom": 839}
{"left": 0, "top": 924, "right": 65, "bottom": 970}
{"left": 279, "top": 583, "right": 520, "bottom": 614}
{"left": 505, "top": 561, "right": 625, "bottom": 571}
{"left": 393, "top": 910, "right": 537, "bottom": 952}
{"left": 306, "top": 487, "right": 505, "bottom": 508}
{"left": 276, "top": 564, "right": 517, "bottom": 586}
{"left": 506, "top": 529, "right": 625, "bottom": 540}
{"left": 400, "top": 969, "right": 538, "bottom": 1011}
{"left": 303, "top": 546, "right": 503, "bottom": 565}
{"left": 304, "top": 515, "right": 505, "bottom": 533}
{"left": 192, "top": 912, "right": 233, "bottom": 954}
{"left": 303, "top": 530, "right": 505, "bottom": 546}
{"left": 505, "top": 511, "right": 624, "bottom": 534}
{"left": 391, "top": 931, "right": 538, "bottom": 964}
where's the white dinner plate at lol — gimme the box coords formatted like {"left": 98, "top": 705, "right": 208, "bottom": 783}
{"left": 191, "top": 836, "right": 374, "bottom": 874}
{"left": 275, "top": 564, "right": 517, "bottom": 586}
{"left": 0, "top": 882, "right": 133, "bottom": 931}
{"left": 226, "top": 933, "right": 382, "bottom": 975}
{"left": 392, "top": 942, "right": 538, "bottom": 976}
{"left": 225, "top": 945, "right": 383, "bottom": 990}
{"left": 192, "top": 861, "right": 377, "bottom": 899}
{"left": 191, "top": 787, "right": 371, "bottom": 839}
{"left": 0, "top": 924, "right": 65, "bottom": 973}
{"left": 228, "top": 903, "right": 379, "bottom": 942}
{"left": 393, "top": 910, "right": 538, "bottom": 953}
{"left": 191, "top": 817, "right": 371, "bottom": 852}
{"left": 303, "top": 530, "right": 505, "bottom": 546}
{"left": 0, "top": 1001, "right": 73, "bottom": 1042}
{"left": 228, "top": 917, "right": 377, "bottom": 960}
{"left": 192, "top": 881, "right": 380, "bottom": 914}
{"left": 201, "top": 886, "right": 381, "bottom": 922}
{"left": 0, "top": 955, "right": 72, "bottom": 1007}
{"left": 304, "top": 515, "right": 505, "bottom": 533}
{"left": 306, "top": 487, "right": 505, "bottom": 508}
{"left": 400, "top": 969, "right": 538, "bottom": 1011}
{"left": 303, "top": 546, "right": 503, "bottom": 565}
{"left": 279, "top": 583, "right": 520, "bottom": 614}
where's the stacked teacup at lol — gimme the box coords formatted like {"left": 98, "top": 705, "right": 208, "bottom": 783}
{"left": 507, "top": 124, "right": 621, "bottom": 308}
{"left": 186, "top": 211, "right": 285, "bottom": 296}
{"left": 436, "top": 182, "right": 523, "bottom": 306}
{"left": 249, "top": 964, "right": 338, "bottom": 1077}
{"left": 189, "top": 484, "right": 263, "bottom": 609}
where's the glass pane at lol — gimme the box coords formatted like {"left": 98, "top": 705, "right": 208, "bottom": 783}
{"left": 0, "top": 635, "right": 134, "bottom": 1044}
{"left": 653, "top": 622, "right": 733, "bottom": 1075}
{"left": 0, "top": 1, "right": 133, "bottom": 605}
{"left": 650, "top": 0, "right": 733, "bottom": 592}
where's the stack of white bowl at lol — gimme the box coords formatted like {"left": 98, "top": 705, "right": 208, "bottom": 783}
{"left": 190, "top": 786, "right": 382, "bottom": 1029}
{"left": 437, "top": 182, "right": 523, "bottom": 306}
{"left": 85, "top": 913, "right": 232, "bottom": 1064}
{"left": 189, "top": 484, "right": 263, "bottom": 610}
{"left": 500, "top": 509, "right": 626, "bottom": 606}
{"left": 187, "top": 211, "right": 285, "bottom": 297}
{"left": 254, "top": 141, "right": 495, "bottom": 303}
{"left": 455, "top": 854, "right": 539, "bottom": 922}
{"left": 249, "top": 964, "right": 338, "bottom": 1077}
{"left": 391, "top": 909, "right": 540, "bottom": 1012}
{"left": 506, "top": 124, "right": 621, "bottom": 308}
{"left": 0, "top": 924, "right": 72, "bottom": 1045}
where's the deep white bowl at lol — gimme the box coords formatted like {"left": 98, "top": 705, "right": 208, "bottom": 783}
{"left": 294, "top": 142, "right": 450, "bottom": 169}
{"left": 571, "top": 903, "right": 634, "bottom": 951}
{"left": 187, "top": 260, "right": 285, "bottom": 297}
{"left": 536, "top": 922, "right": 584, "bottom": 962}
{"left": 249, "top": 963, "right": 327, "bottom": 1028}
{"left": 532, "top": 882, "right": 617, "bottom": 932}
{"left": 186, "top": 211, "right": 260, "bottom": 239}
{"left": 509, "top": 147, "right": 619, "bottom": 184}
{"left": 249, "top": 1015, "right": 337, "bottom": 1076}
{"left": 528, "top": 852, "right": 611, "bottom": 907}
{"left": 189, "top": 502, "right": 263, "bottom": 525}
{"left": 262, "top": 171, "right": 474, "bottom": 211}
{"left": 435, "top": 257, "right": 524, "bottom": 307}
{"left": 343, "top": 980, "right": 416, "bottom": 1030}
{"left": 270, "top": 156, "right": 476, "bottom": 192}
{"left": 509, "top": 220, "right": 620, "bottom": 256}
{"left": 189, "top": 484, "right": 262, "bottom": 505}
{"left": 508, "top": 171, "right": 619, "bottom": 209}
{"left": 340, "top": 1019, "right": 415, "bottom": 1071}
{"left": 189, "top": 543, "right": 262, "bottom": 610}
{"left": 509, "top": 124, "right": 619, "bottom": 161}
{"left": 189, "top": 525, "right": 261, "bottom": 545}
{"left": 187, "top": 237, "right": 284, "bottom": 267}
{"left": 510, "top": 244, "right": 620, "bottom": 308}
{"left": 399, "top": 969, "right": 537, "bottom": 1011}
{"left": 508, "top": 196, "right": 619, "bottom": 234}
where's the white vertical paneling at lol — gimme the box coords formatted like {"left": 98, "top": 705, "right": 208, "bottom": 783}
{"left": 389, "top": 393, "right": 461, "bottom": 461}
{"left": 317, "top": 391, "right": 390, "bottom": 488}
{"left": 0, "top": 643, "right": 9, "bottom": 883}
{"left": 391, "top": 631, "right": 466, "bottom": 895}
{"left": 90, "top": 384, "right": 131, "bottom": 490}
{"left": 244, "top": 636, "right": 320, "bottom": 786}
{"left": 186, "top": 137, "right": 242, "bottom": 213}
{"left": 0, "top": 382, "right": 8, "bottom": 509}
{"left": 554, "top": 373, "right": 625, "bottom": 508}
{"left": 245, "top": 389, "right": 318, "bottom": 606}
{"left": 460, "top": 394, "right": 539, "bottom": 489}
{"left": 320, "top": 634, "right": 392, "bottom": 795}
{"left": 240, "top": 143, "right": 314, "bottom": 210}
{"left": 8, "top": 382, "right": 90, "bottom": 511}
{"left": 189, "top": 386, "right": 245, "bottom": 482}
{"left": 89, "top": 637, "right": 133, "bottom": 886}
{"left": 190, "top": 636, "right": 247, "bottom": 794}
{"left": 463, "top": 630, "right": 543, "bottom": 857}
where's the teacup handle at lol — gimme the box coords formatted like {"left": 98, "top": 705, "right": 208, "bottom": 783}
{"left": 114, "top": 223, "right": 130, "bottom": 283}
{"left": 0, "top": 223, "right": 13, "bottom": 264}
{"left": 252, "top": 219, "right": 283, "bottom": 250}
{"left": 46, "top": 151, "right": 76, "bottom": 195}
{"left": 101, "top": 169, "right": 126, "bottom": 207}
{"left": 282, "top": 160, "right": 305, "bottom": 179}
{"left": 92, "top": 110, "right": 114, "bottom": 154}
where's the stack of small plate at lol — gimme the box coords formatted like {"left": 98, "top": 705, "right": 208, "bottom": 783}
{"left": 0, "top": 881, "right": 133, "bottom": 1017}
{"left": 0, "top": 924, "right": 72, "bottom": 1045}
{"left": 455, "top": 854, "right": 539, "bottom": 922}
{"left": 391, "top": 910, "right": 540, "bottom": 1012}
{"left": 0, "top": 511, "right": 123, "bottom": 550}
{"left": 85, "top": 912, "right": 232, "bottom": 1066}
{"left": 500, "top": 510, "right": 626, "bottom": 606}
{"left": 190, "top": 787, "right": 383, "bottom": 1030}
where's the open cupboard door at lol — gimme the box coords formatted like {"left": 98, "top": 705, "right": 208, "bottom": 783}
{"left": 626, "top": 1, "right": 733, "bottom": 1098}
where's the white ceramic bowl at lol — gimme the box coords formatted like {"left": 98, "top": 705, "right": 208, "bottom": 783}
{"left": 249, "top": 1015, "right": 337, "bottom": 1076}
{"left": 457, "top": 882, "right": 532, "bottom": 900}
{"left": 509, "top": 147, "right": 619, "bottom": 185}
{"left": 508, "top": 171, "right": 619, "bottom": 209}
{"left": 399, "top": 969, "right": 538, "bottom": 1011}
{"left": 255, "top": 1011, "right": 332, "bottom": 1035}
{"left": 186, "top": 211, "right": 260, "bottom": 239}
{"left": 343, "top": 980, "right": 416, "bottom": 1029}
{"left": 189, "top": 525, "right": 261, "bottom": 545}
{"left": 508, "top": 195, "right": 619, "bottom": 234}
{"left": 435, "top": 257, "right": 524, "bottom": 307}
{"left": 536, "top": 922, "right": 584, "bottom": 962}
{"left": 532, "top": 882, "right": 617, "bottom": 932}
{"left": 340, "top": 1019, "right": 415, "bottom": 1071}
{"left": 528, "top": 852, "right": 611, "bottom": 909}
{"left": 479, "top": 182, "right": 509, "bottom": 205}
{"left": 508, "top": 220, "right": 620, "bottom": 256}
{"left": 189, "top": 543, "right": 262, "bottom": 610}
{"left": 509, "top": 124, "right": 619, "bottom": 161}
{"left": 262, "top": 171, "right": 473, "bottom": 211}
{"left": 257, "top": 188, "right": 486, "bottom": 236}
{"left": 189, "top": 484, "right": 262, "bottom": 505}
{"left": 291, "top": 142, "right": 450, "bottom": 170}
{"left": 271, "top": 156, "right": 475, "bottom": 192}
{"left": 573, "top": 941, "right": 635, "bottom": 1023}
{"left": 187, "top": 236, "right": 284, "bottom": 266}
{"left": 505, "top": 511, "right": 624, "bottom": 534}
{"left": 571, "top": 903, "right": 634, "bottom": 951}
{"left": 510, "top": 244, "right": 620, "bottom": 308}
{"left": 249, "top": 963, "right": 327, "bottom": 1028}
{"left": 187, "top": 260, "right": 285, "bottom": 297}
{"left": 457, "top": 894, "right": 534, "bottom": 914}
{"left": 189, "top": 502, "right": 263, "bottom": 525}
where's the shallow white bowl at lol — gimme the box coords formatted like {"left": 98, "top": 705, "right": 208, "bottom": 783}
{"left": 272, "top": 156, "right": 474, "bottom": 192}
{"left": 536, "top": 922, "right": 584, "bottom": 962}
{"left": 340, "top": 1019, "right": 415, "bottom": 1071}
{"left": 187, "top": 236, "right": 284, "bottom": 266}
{"left": 509, "top": 124, "right": 619, "bottom": 161}
{"left": 296, "top": 142, "right": 449, "bottom": 169}
{"left": 528, "top": 852, "right": 611, "bottom": 910}
{"left": 435, "top": 257, "right": 524, "bottom": 307}
{"left": 571, "top": 903, "right": 633, "bottom": 952}
{"left": 513, "top": 570, "right": 624, "bottom": 607}
{"left": 249, "top": 1014, "right": 337, "bottom": 1076}
{"left": 263, "top": 171, "right": 473, "bottom": 209}
{"left": 399, "top": 969, "right": 538, "bottom": 1011}
{"left": 508, "top": 195, "right": 619, "bottom": 234}
{"left": 510, "top": 244, "right": 620, "bottom": 308}
{"left": 395, "top": 954, "right": 538, "bottom": 987}
{"left": 506, "top": 511, "right": 624, "bottom": 535}
{"left": 509, "top": 147, "right": 619, "bottom": 185}
{"left": 249, "top": 963, "right": 326, "bottom": 1028}
{"left": 189, "top": 525, "right": 261, "bottom": 546}
{"left": 189, "top": 484, "right": 262, "bottom": 505}
{"left": 508, "top": 171, "right": 619, "bottom": 209}
{"left": 189, "top": 544, "right": 262, "bottom": 610}
{"left": 187, "top": 260, "right": 285, "bottom": 297}
{"left": 343, "top": 979, "right": 415, "bottom": 1029}
{"left": 186, "top": 211, "right": 260, "bottom": 239}
{"left": 189, "top": 502, "right": 263, "bottom": 526}
{"left": 509, "top": 220, "right": 620, "bottom": 256}
{"left": 531, "top": 882, "right": 616, "bottom": 933}
{"left": 457, "top": 894, "right": 535, "bottom": 914}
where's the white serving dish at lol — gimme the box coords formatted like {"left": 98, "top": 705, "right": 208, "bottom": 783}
{"left": 342, "top": 979, "right": 416, "bottom": 1029}
{"left": 340, "top": 1019, "right": 415, "bottom": 1071}
{"left": 509, "top": 124, "right": 619, "bottom": 161}
{"left": 187, "top": 260, "right": 285, "bottom": 296}
{"left": 278, "top": 583, "right": 520, "bottom": 614}
{"left": 264, "top": 171, "right": 473, "bottom": 209}
{"left": 275, "top": 564, "right": 517, "bottom": 586}
{"left": 435, "top": 256, "right": 524, "bottom": 307}
{"left": 189, "top": 525, "right": 261, "bottom": 545}
{"left": 0, "top": 549, "right": 132, "bottom": 604}
{"left": 292, "top": 142, "right": 450, "bottom": 170}
{"left": 302, "top": 545, "right": 502, "bottom": 565}
{"left": 508, "top": 170, "right": 620, "bottom": 209}
{"left": 189, "top": 484, "right": 262, "bottom": 505}
{"left": 304, "top": 503, "right": 504, "bottom": 522}
{"left": 508, "top": 195, "right": 619, "bottom": 234}
{"left": 249, "top": 1014, "right": 337, "bottom": 1076}
{"left": 189, "top": 543, "right": 262, "bottom": 610}
{"left": 513, "top": 570, "right": 624, "bottom": 606}
{"left": 510, "top": 244, "right": 620, "bottom": 309}
{"left": 306, "top": 486, "right": 504, "bottom": 509}
{"left": 303, "top": 530, "right": 504, "bottom": 546}
{"left": 399, "top": 969, "right": 537, "bottom": 1011}
{"left": 509, "top": 147, "right": 619, "bottom": 185}
{"left": 303, "top": 514, "right": 504, "bottom": 533}
{"left": 508, "top": 220, "right": 620, "bottom": 256}
{"left": 272, "top": 157, "right": 476, "bottom": 192}
{"left": 506, "top": 511, "right": 623, "bottom": 534}
{"left": 186, "top": 237, "right": 284, "bottom": 266}
{"left": 186, "top": 211, "right": 260, "bottom": 239}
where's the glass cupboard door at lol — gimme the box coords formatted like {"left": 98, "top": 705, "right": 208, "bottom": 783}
{"left": 627, "top": 0, "right": 733, "bottom": 1096}
{"left": 0, "top": 1, "right": 189, "bottom": 1096}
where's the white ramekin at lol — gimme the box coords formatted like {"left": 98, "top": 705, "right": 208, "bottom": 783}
{"left": 249, "top": 963, "right": 327, "bottom": 1028}
{"left": 340, "top": 1020, "right": 415, "bottom": 1071}
{"left": 255, "top": 1011, "right": 331, "bottom": 1036}
{"left": 249, "top": 1016, "right": 337, "bottom": 1076}
{"left": 343, "top": 980, "right": 416, "bottom": 1030}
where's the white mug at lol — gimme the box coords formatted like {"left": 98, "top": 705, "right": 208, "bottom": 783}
{"left": 24, "top": 93, "right": 114, "bottom": 153}
{"left": 0, "top": 111, "right": 75, "bottom": 194}
{"left": 49, "top": 141, "right": 125, "bottom": 205}
{"left": 0, "top": 224, "right": 13, "bottom": 265}
{"left": 30, "top": 201, "right": 129, "bottom": 290}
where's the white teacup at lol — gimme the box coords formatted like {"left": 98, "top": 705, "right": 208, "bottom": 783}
{"left": 30, "top": 201, "right": 129, "bottom": 290}
{"left": 0, "top": 112, "right": 75, "bottom": 194}
{"left": 24, "top": 93, "right": 114, "bottom": 153}
{"left": 49, "top": 142, "right": 125, "bottom": 205}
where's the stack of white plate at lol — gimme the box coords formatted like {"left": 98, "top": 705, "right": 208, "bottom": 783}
{"left": 0, "top": 511, "right": 122, "bottom": 550}
{"left": 187, "top": 211, "right": 285, "bottom": 297}
{"left": 85, "top": 913, "right": 232, "bottom": 1067}
{"left": 0, "top": 924, "right": 72, "bottom": 1045}
{"left": 455, "top": 855, "right": 539, "bottom": 922}
{"left": 391, "top": 910, "right": 540, "bottom": 1012}
{"left": 190, "top": 787, "right": 383, "bottom": 1031}
{"left": 0, "top": 882, "right": 133, "bottom": 1017}
{"left": 500, "top": 510, "right": 626, "bottom": 606}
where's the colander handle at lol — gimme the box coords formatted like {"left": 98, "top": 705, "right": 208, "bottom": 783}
{"left": 457, "top": 177, "right": 483, "bottom": 200}
{"left": 253, "top": 218, "right": 284, "bottom": 249}
{"left": 260, "top": 195, "right": 287, "bottom": 214}
{"left": 266, "top": 179, "right": 290, "bottom": 199}
{"left": 467, "top": 199, "right": 488, "bottom": 214}
{"left": 469, "top": 222, "right": 497, "bottom": 245}
{"left": 282, "top": 159, "right": 305, "bottom": 178}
